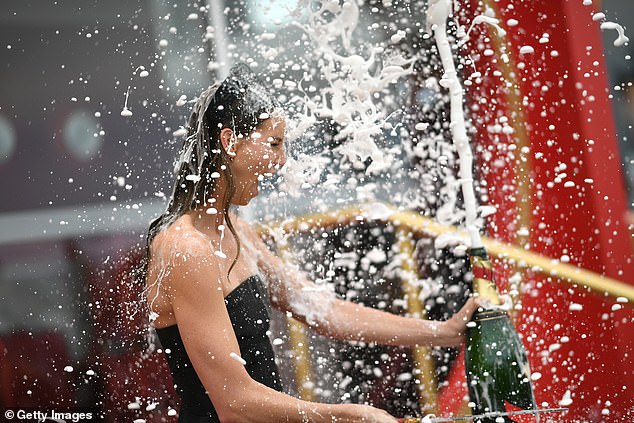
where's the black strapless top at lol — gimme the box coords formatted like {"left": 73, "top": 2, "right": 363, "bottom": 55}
{"left": 155, "top": 275, "right": 283, "bottom": 422}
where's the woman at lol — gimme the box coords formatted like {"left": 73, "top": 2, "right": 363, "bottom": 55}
{"left": 144, "top": 64, "right": 480, "bottom": 422}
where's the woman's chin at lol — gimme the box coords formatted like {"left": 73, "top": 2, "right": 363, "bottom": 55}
{"left": 233, "top": 188, "right": 258, "bottom": 206}
{"left": 232, "top": 197, "right": 250, "bottom": 206}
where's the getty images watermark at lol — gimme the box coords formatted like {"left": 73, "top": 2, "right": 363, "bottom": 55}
{"left": 3, "top": 408, "right": 99, "bottom": 422}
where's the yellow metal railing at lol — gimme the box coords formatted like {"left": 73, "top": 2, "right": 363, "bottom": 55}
{"left": 268, "top": 205, "right": 634, "bottom": 300}
{"left": 261, "top": 203, "right": 634, "bottom": 409}
{"left": 396, "top": 229, "right": 438, "bottom": 414}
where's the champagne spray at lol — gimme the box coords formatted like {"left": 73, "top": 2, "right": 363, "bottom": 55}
{"left": 426, "top": 1, "right": 539, "bottom": 421}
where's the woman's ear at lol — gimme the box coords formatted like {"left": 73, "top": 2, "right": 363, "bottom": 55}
{"left": 219, "top": 128, "right": 237, "bottom": 157}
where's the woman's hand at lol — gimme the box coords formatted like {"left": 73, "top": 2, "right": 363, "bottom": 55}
{"left": 436, "top": 297, "right": 482, "bottom": 347}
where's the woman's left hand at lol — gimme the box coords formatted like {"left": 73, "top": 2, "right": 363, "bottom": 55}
{"left": 436, "top": 297, "right": 481, "bottom": 347}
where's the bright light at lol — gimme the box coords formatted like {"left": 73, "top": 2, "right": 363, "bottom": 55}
{"left": 249, "top": 0, "right": 307, "bottom": 29}
{"left": 62, "top": 109, "right": 103, "bottom": 161}
{"left": 0, "top": 114, "right": 16, "bottom": 164}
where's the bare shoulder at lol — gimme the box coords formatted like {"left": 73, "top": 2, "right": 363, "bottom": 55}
{"left": 149, "top": 216, "right": 221, "bottom": 297}
{"left": 152, "top": 217, "right": 212, "bottom": 260}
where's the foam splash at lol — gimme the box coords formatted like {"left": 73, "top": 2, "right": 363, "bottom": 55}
{"left": 559, "top": 390, "right": 573, "bottom": 406}
{"left": 600, "top": 22, "right": 630, "bottom": 47}
{"left": 460, "top": 13, "right": 507, "bottom": 45}
{"left": 121, "top": 86, "right": 133, "bottom": 117}
{"left": 428, "top": 0, "right": 484, "bottom": 248}
{"left": 214, "top": 224, "right": 227, "bottom": 259}
{"left": 280, "top": 0, "right": 416, "bottom": 199}
{"left": 589, "top": 7, "right": 629, "bottom": 47}
{"left": 280, "top": 153, "right": 330, "bottom": 197}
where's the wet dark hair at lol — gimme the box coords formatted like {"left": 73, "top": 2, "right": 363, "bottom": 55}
{"left": 144, "top": 63, "right": 280, "bottom": 279}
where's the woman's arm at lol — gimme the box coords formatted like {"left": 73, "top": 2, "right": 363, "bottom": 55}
{"left": 160, "top": 233, "right": 396, "bottom": 423}
{"left": 297, "top": 292, "right": 479, "bottom": 347}
{"left": 236, "top": 220, "right": 478, "bottom": 348}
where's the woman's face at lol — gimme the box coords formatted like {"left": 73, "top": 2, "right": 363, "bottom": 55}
{"left": 229, "top": 114, "right": 286, "bottom": 205}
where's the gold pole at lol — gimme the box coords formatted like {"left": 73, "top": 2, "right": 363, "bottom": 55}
{"left": 476, "top": 0, "right": 533, "bottom": 328}
{"left": 480, "top": 0, "right": 533, "bottom": 251}
{"left": 287, "top": 318, "right": 315, "bottom": 401}
{"left": 276, "top": 242, "right": 315, "bottom": 402}
{"left": 395, "top": 227, "right": 438, "bottom": 414}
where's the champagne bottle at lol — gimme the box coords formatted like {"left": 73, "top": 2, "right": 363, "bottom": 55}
{"left": 464, "top": 247, "right": 536, "bottom": 423}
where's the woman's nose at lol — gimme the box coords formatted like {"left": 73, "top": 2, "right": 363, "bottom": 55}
{"left": 277, "top": 150, "right": 287, "bottom": 169}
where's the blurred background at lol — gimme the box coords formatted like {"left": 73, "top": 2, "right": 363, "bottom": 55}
{"left": 1, "top": 0, "right": 633, "bottom": 422}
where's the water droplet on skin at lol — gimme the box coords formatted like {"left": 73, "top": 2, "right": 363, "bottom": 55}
{"left": 230, "top": 352, "right": 247, "bottom": 365}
